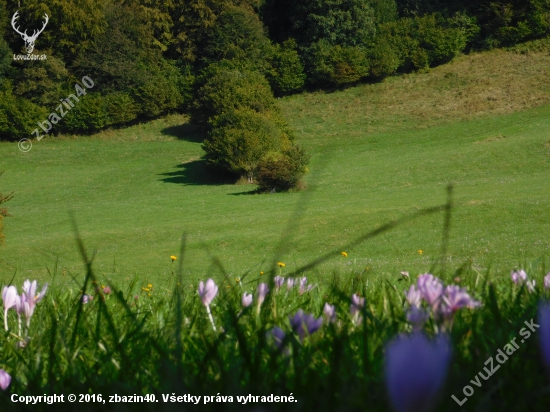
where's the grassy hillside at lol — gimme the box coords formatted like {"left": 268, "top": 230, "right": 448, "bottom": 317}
{"left": 0, "top": 46, "right": 549, "bottom": 288}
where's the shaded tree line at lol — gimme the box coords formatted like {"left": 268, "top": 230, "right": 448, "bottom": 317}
{"left": 1, "top": 0, "right": 549, "bottom": 189}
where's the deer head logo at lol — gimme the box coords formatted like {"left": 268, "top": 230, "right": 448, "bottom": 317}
{"left": 11, "top": 11, "right": 49, "bottom": 54}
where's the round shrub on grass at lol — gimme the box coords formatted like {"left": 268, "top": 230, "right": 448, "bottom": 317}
{"left": 256, "top": 145, "right": 310, "bottom": 192}
{"left": 203, "top": 108, "right": 290, "bottom": 182}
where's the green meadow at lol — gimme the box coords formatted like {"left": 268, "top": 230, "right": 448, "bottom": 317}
{"left": 1, "top": 48, "right": 550, "bottom": 288}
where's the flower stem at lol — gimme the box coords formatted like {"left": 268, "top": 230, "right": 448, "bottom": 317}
{"left": 205, "top": 304, "right": 217, "bottom": 332}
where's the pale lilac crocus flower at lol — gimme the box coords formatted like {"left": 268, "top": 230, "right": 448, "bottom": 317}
{"left": 385, "top": 332, "right": 451, "bottom": 412}
{"left": 2, "top": 286, "right": 18, "bottom": 331}
{"left": 198, "top": 279, "right": 218, "bottom": 306}
{"left": 20, "top": 280, "right": 48, "bottom": 327}
{"left": 511, "top": 270, "right": 527, "bottom": 285}
{"left": 323, "top": 303, "right": 336, "bottom": 323}
{"left": 350, "top": 294, "right": 365, "bottom": 317}
{"left": 286, "top": 278, "right": 295, "bottom": 290}
{"left": 539, "top": 302, "right": 550, "bottom": 369}
{"left": 545, "top": 273, "right": 550, "bottom": 290}
{"left": 441, "top": 285, "right": 480, "bottom": 313}
{"left": 417, "top": 274, "right": 444, "bottom": 311}
{"left": 290, "top": 309, "right": 323, "bottom": 341}
{"left": 274, "top": 276, "right": 285, "bottom": 291}
{"left": 198, "top": 279, "right": 218, "bottom": 331}
{"left": 299, "top": 277, "right": 308, "bottom": 295}
{"left": 0, "top": 369, "right": 11, "bottom": 390}
{"left": 298, "top": 277, "right": 315, "bottom": 295}
{"left": 404, "top": 285, "right": 422, "bottom": 307}
{"left": 242, "top": 292, "right": 253, "bottom": 308}
{"left": 82, "top": 295, "right": 91, "bottom": 304}
{"left": 102, "top": 286, "right": 112, "bottom": 295}
{"left": 257, "top": 283, "right": 269, "bottom": 307}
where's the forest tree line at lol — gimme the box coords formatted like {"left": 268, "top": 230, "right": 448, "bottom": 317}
{"left": 0, "top": 0, "right": 549, "bottom": 187}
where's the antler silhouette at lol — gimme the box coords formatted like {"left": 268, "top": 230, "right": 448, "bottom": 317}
{"left": 11, "top": 11, "right": 49, "bottom": 54}
{"left": 11, "top": 11, "right": 27, "bottom": 38}
{"left": 29, "top": 13, "right": 49, "bottom": 41}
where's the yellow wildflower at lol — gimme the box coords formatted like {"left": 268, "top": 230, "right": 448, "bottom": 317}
{"left": 277, "top": 262, "right": 285, "bottom": 267}
{"left": 260, "top": 271, "right": 264, "bottom": 275}
{"left": 418, "top": 250, "right": 423, "bottom": 255}
{"left": 341, "top": 251, "right": 348, "bottom": 257}
{"left": 170, "top": 255, "right": 177, "bottom": 261}
{"left": 147, "top": 283, "right": 153, "bottom": 288}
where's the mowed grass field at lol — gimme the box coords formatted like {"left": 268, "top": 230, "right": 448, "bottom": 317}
{"left": 1, "top": 46, "right": 550, "bottom": 288}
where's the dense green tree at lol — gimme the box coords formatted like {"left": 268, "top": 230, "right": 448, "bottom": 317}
{"left": 4, "top": 0, "right": 109, "bottom": 62}
{"left": 0, "top": 81, "right": 48, "bottom": 140}
{"left": 193, "top": 68, "right": 277, "bottom": 124}
{"left": 203, "top": 6, "right": 272, "bottom": 68}
{"left": 306, "top": 40, "right": 370, "bottom": 86}
{"left": 262, "top": 0, "right": 378, "bottom": 47}
{"left": 203, "top": 108, "right": 289, "bottom": 181}
{"left": 266, "top": 39, "right": 306, "bottom": 95}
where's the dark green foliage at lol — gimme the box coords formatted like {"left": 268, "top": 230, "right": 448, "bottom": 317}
{"left": 62, "top": 93, "right": 109, "bottom": 133}
{"left": 103, "top": 92, "right": 139, "bottom": 126}
{"left": 372, "top": 0, "right": 399, "bottom": 24}
{"left": 196, "top": 67, "right": 298, "bottom": 182}
{"left": 203, "top": 6, "right": 272, "bottom": 69}
{"left": 0, "top": 81, "right": 48, "bottom": 140}
{"left": 367, "top": 37, "right": 401, "bottom": 78}
{"left": 262, "top": 0, "right": 378, "bottom": 47}
{"left": 194, "top": 68, "right": 277, "bottom": 124}
{"left": 203, "top": 108, "right": 289, "bottom": 180}
{"left": 266, "top": 39, "right": 306, "bottom": 95}
{"left": 306, "top": 41, "right": 370, "bottom": 86}
{"left": 256, "top": 144, "right": 310, "bottom": 191}
{"left": 380, "top": 13, "right": 471, "bottom": 71}
{"left": 11, "top": 55, "right": 69, "bottom": 107}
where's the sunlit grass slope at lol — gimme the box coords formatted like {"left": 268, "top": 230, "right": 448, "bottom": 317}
{"left": 0, "top": 45, "right": 549, "bottom": 287}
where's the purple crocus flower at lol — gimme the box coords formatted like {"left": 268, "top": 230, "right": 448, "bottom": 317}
{"left": 323, "top": 303, "right": 336, "bottom": 323}
{"left": 20, "top": 280, "right": 48, "bottom": 325}
{"left": 2, "top": 286, "right": 18, "bottom": 331}
{"left": 102, "top": 286, "right": 112, "bottom": 295}
{"left": 545, "top": 273, "right": 550, "bottom": 290}
{"left": 82, "top": 295, "right": 91, "bottom": 304}
{"left": 511, "top": 270, "right": 527, "bottom": 285}
{"left": 539, "top": 302, "right": 550, "bottom": 368}
{"left": 290, "top": 309, "right": 323, "bottom": 341}
{"left": 350, "top": 293, "right": 365, "bottom": 317}
{"left": 406, "top": 306, "right": 429, "bottom": 329}
{"left": 385, "top": 332, "right": 451, "bottom": 412}
{"left": 257, "top": 283, "right": 269, "bottom": 307}
{"left": 417, "top": 274, "right": 444, "bottom": 310}
{"left": 274, "top": 276, "right": 285, "bottom": 291}
{"left": 242, "top": 292, "right": 253, "bottom": 308}
{"left": 0, "top": 369, "right": 11, "bottom": 391}
{"left": 404, "top": 285, "right": 422, "bottom": 307}
{"left": 286, "top": 278, "right": 295, "bottom": 290}
{"left": 441, "top": 285, "right": 480, "bottom": 313}
{"left": 268, "top": 326, "right": 286, "bottom": 349}
{"left": 198, "top": 279, "right": 218, "bottom": 306}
